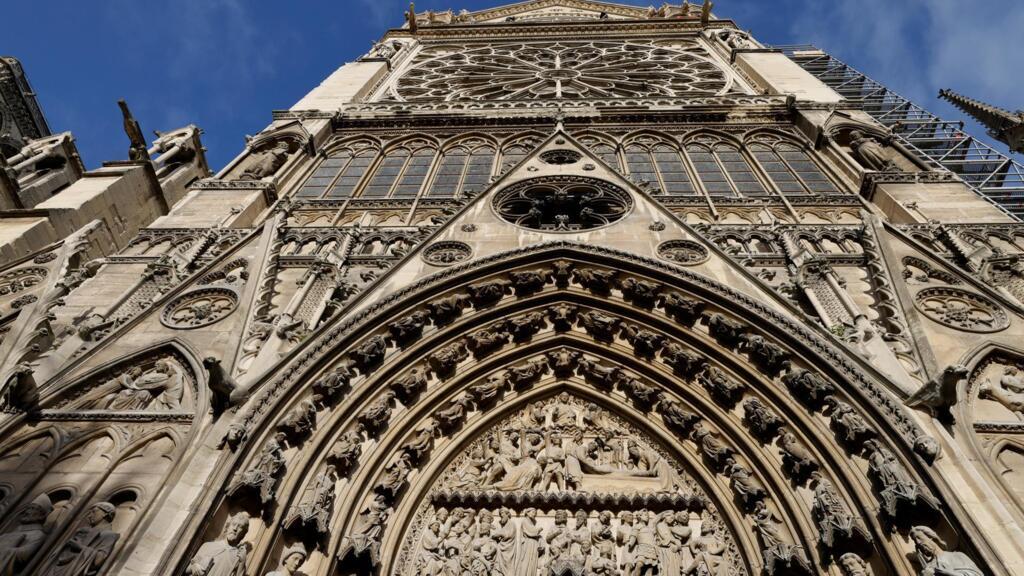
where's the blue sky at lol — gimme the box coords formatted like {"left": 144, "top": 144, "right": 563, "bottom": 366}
{"left": 3, "top": 0, "right": 1021, "bottom": 170}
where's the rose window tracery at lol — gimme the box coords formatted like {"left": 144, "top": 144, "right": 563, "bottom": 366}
{"left": 913, "top": 287, "right": 1009, "bottom": 333}
{"left": 493, "top": 176, "right": 631, "bottom": 232}
{"left": 390, "top": 41, "right": 734, "bottom": 101}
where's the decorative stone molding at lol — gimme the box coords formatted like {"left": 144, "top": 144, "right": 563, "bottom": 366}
{"left": 422, "top": 241, "right": 473, "bottom": 266}
{"left": 657, "top": 239, "right": 710, "bottom": 265}
{"left": 913, "top": 287, "right": 1009, "bottom": 333}
{"left": 160, "top": 287, "right": 240, "bottom": 329}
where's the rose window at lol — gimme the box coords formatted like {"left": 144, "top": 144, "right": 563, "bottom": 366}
{"left": 493, "top": 176, "right": 631, "bottom": 232}
{"left": 390, "top": 41, "right": 733, "bottom": 101}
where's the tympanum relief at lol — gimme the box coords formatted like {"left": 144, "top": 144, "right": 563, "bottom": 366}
{"left": 396, "top": 395, "right": 744, "bottom": 575}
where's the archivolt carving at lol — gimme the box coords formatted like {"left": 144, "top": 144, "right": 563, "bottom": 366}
{"left": 199, "top": 244, "right": 978, "bottom": 575}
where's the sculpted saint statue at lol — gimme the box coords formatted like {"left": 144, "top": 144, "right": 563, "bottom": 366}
{"left": 909, "top": 526, "right": 983, "bottom": 576}
{"left": 0, "top": 493, "right": 53, "bottom": 574}
{"left": 229, "top": 433, "right": 287, "bottom": 505}
{"left": 48, "top": 502, "right": 120, "bottom": 576}
{"left": 186, "top": 512, "right": 250, "bottom": 576}
{"left": 848, "top": 130, "right": 899, "bottom": 172}
{"left": 265, "top": 543, "right": 306, "bottom": 576}
{"left": 96, "top": 360, "right": 184, "bottom": 411}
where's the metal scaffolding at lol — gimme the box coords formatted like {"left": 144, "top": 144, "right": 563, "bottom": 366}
{"left": 777, "top": 45, "right": 1024, "bottom": 221}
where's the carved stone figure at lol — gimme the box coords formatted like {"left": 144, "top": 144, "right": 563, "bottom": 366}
{"left": 660, "top": 399, "right": 701, "bottom": 436}
{"left": 864, "top": 440, "right": 939, "bottom": 520}
{"left": 240, "top": 141, "right": 291, "bottom": 180}
{"left": 387, "top": 310, "right": 431, "bottom": 346}
{"left": 909, "top": 525, "right": 983, "bottom": 576}
{"left": 277, "top": 398, "right": 316, "bottom": 437}
{"left": 620, "top": 376, "right": 662, "bottom": 411}
{"left": 782, "top": 369, "right": 836, "bottom": 410}
{"left": 837, "top": 553, "right": 871, "bottom": 576}
{"left": 291, "top": 464, "right": 336, "bottom": 535}
{"left": 203, "top": 356, "right": 245, "bottom": 415}
{"left": 469, "top": 372, "right": 507, "bottom": 407}
{"left": 312, "top": 361, "right": 355, "bottom": 400}
{"left": 826, "top": 398, "right": 877, "bottom": 446}
{"left": 577, "top": 357, "right": 624, "bottom": 390}
{"left": 718, "top": 29, "right": 756, "bottom": 50}
{"left": 426, "top": 293, "right": 471, "bottom": 326}
{"left": 778, "top": 431, "right": 819, "bottom": 481}
{"left": 550, "top": 259, "right": 574, "bottom": 288}
{"left": 739, "top": 334, "right": 791, "bottom": 375}
{"left": 660, "top": 292, "right": 705, "bottom": 326}
{"left": 703, "top": 313, "right": 746, "bottom": 348}
{"left": 619, "top": 277, "right": 662, "bottom": 308}
{"left": 752, "top": 501, "right": 812, "bottom": 575}
{"left": 95, "top": 359, "right": 184, "bottom": 411}
{"left": 229, "top": 432, "right": 287, "bottom": 505}
{"left": 811, "top": 473, "right": 871, "bottom": 554}
{"left": 328, "top": 428, "right": 363, "bottom": 475}
{"left": 573, "top": 267, "right": 617, "bottom": 294}
{"left": 629, "top": 510, "right": 660, "bottom": 576}
{"left": 338, "top": 494, "right": 390, "bottom": 569}
{"left": 390, "top": 365, "right": 430, "bottom": 405}
{"left": 186, "top": 511, "right": 250, "bottom": 576}
{"left": 466, "top": 279, "right": 511, "bottom": 307}
{"left": 507, "top": 311, "right": 547, "bottom": 342}
{"left": 265, "top": 543, "right": 306, "bottom": 576}
{"left": 692, "top": 423, "right": 735, "bottom": 470}
{"left": 351, "top": 335, "right": 388, "bottom": 372}
{"left": 979, "top": 365, "right": 1024, "bottom": 414}
{"left": 684, "top": 519, "right": 727, "bottom": 575}
{"left": 359, "top": 390, "right": 396, "bottom": 437}
{"left": 622, "top": 324, "right": 667, "bottom": 358}
{"left": 507, "top": 358, "right": 548, "bottom": 390}
{"left": 699, "top": 366, "right": 744, "bottom": 407}
{"left": 375, "top": 453, "right": 413, "bottom": 502}
{"left": 577, "top": 310, "right": 621, "bottom": 342}
{"left": 725, "top": 458, "right": 767, "bottom": 510}
{"left": 546, "top": 347, "right": 580, "bottom": 378}
{"left": 743, "top": 397, "right": 784, "bottom": 441}
{"left": 466, "top": 327, "right": 509, "bottom": 358}
{"left": 508, "top": 268, "right": 551, "bottom": 296}
{"left": 436, "top": 395, "right": 474, "bottom": 434}
{"left": 429, "top": 341, "right": 469, "bottom": 378}
{"left": 547, "top": 303, "right": 578, "bottom": 331}
{"left": 848, "top": 130, "right": 899, "bottom": 172}
{"left": 661, "top": 343, "right": 705, "bottom": 377}
{"left": 0, "top": 493, "right": 52, "bottom": 575}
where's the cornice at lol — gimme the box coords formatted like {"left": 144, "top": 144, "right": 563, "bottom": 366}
{"left": 381, "top": 18, "right": 739, "bottom": 43}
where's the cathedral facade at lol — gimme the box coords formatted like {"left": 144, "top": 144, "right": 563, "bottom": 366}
{"left": 1, "top": 2, "right": 1023, "bottom": 575}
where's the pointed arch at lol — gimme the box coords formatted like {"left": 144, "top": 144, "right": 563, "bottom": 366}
{"left": 744, "top": 130, "right": 841, "bottom": 196}
{"left": 426, "top": 134, "right": 497, "bottom": 198}
{"left": 295, "top": 136, "right": 381, "bottom": 199}
{"left": 498, "top": 131, "right": 547, "bottom": 173}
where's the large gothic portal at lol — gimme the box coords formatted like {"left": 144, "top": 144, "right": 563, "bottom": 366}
{"left": 1, "top": 2, "right": 1023, "bottom": 576}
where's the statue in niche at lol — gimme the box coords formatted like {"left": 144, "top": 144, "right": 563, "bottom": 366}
{"left": 811, "top": 472, "right": 871, "bottom": 553}
{"left": 725, "top": 458, "right": 767, "bottom": 510}
{"left": 661, "top": 343, "right": 705, "bottom": 377}
{"left": 402, "top": 420, "right": 439, "bottom": 466}
{"left": 328, "top": 427, "right": 363, "bottom": 475}
{"left": 436, "top": 394, "right": 474, "bottom": 434}
{"left": 826, "top": 397, "right": 877, "bottom": 445}
{"left": 277, "top": 399, "right": 316, "bottom": 437}
{"left": 837, "top": 553, "right": 871, "bottom": 576}
{"left": 591, "top": 511, "right": 614, "bottom": 547}
{"left": 783, "top": 369, "right": 835, "bottom": 409}
{"left": 338, "top": 494, "right": 390, "bottom": 569}
{"left": 778, "top": 431, "right": 819, "bottom": 481}
{"left": 375, "top": 453, "right": 412, "bottom": 502}
{"left": 492, "top": 509, "right": 516, "bottom": 575}
{"left": 312, "top": 361, "right": 355, "bottom": 400}
{"left": 540, "top": 436, "right": 571, "bottom": 492}
{"left": 546, "top": 510, "right": 573, "bottom": 574}
{"left": 699, "top": 366, "right": 744, "bottom": 407}
{"left": 228, "top": 432, "right": 287, "bottom": 505}
{"left": 703, "top": 313, "right": 746, "bottom": 348}
{"left": 265, "top": 543, "right": 306, "bottom": 576}
{"left": 751, "top": 501, "right": 811, "bottom": 575}
{"left": 186, "top": 511, "right": 250, "bottom": 576}
{"left": 93, "top": 359, "right": 184, "bottom": 411}
{"left": 655, "top": 511, "right": 690, "bottom": 575}
{"left": 49, "top": 501, "right": 120, "bottom": 576}
{"left": 848, "top": 130, "right": 900, "bottom": 172}
{"left": 743, "top": 398, "right": 784, "bottom": 441}
{"left": 351, "top": 335, "right": 388, "bottom": 371}
{"left": 413, "top": 520, "right": 444, "bottom": 575}
{"left": 391, "top": 365, "right": 430, "bottom": 405}
{"left": 0, "top": 493, "right": 52, "bottom": 575}
{"left": 693, "top": 423, "right": 735, "bottom": 469}
{"left": 660, "top": 400, "right": 701, "bottom": 436}
{"left": 979, "top": 365, "right": 1024, "bottom": 414}
{"left": 617, "top": 511, "right": 636, "bottom": 575}
{"left": 739, "top": 334, "right": 791, "bottom": 375}
{"left": 468, "top": 511, "right": 500, "bottom": 575}
{"left": 240, "top": 141, "right": 291, "bottom": 180}
{"left": 467, "top": 328, "right": 509, "bottom": 358}
{"left": 623, "top": 325, "right": 667, "bottom": 358}
{"left": 388, "top": 311, "right": 430, "bottom": 347}
{"left": 550, "top": 259, "right": 574, "bottom": 288}
{"left": 578, "top": 357, "right": 624, "bottom": 390}
{"left": 621, "top": 375, "right": 662, "bottom": 411}
{"left": 863, "top": 440, "right": 939, "bottom": 519}
{"left": 508, "top": 358, "right": 548, "bottom": 389}
{"left": 909, "top": 525, "right": 983, "bottom": 576}
{"left": 684, "top": 519, "right": 727, "bottom": 575}
{"left": 429, "top": 341, "right": 469, "bottom": 378}
{"left": 359, "top": 390, "right": 395, "bottom": 437}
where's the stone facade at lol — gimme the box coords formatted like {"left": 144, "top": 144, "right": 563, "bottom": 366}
{"left": 0, "top": 2, "right": 1022, "bottom": 575}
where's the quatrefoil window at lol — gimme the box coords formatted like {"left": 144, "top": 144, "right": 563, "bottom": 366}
{"left": 493, "top": 176, "right": 631, "bottom": 232}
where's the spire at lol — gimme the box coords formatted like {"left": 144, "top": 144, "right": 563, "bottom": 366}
{"left": 938, "top": 88, "right": 1024, "bottom": 154}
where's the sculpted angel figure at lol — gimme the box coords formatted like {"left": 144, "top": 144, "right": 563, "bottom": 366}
{"left": 95, "top": 359, "right": 184, "bottom": 411}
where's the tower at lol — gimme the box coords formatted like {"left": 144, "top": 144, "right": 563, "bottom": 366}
{"left": 0, "top": 2, "right": 1022, "bottom": 576}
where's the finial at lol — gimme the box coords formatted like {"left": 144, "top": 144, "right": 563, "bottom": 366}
{"left": 118, "top": 99, "right": 150, "bottom": 162}
{"left": 701, "top": 0, "right": 713, "bottom": 26}
{"left": 406, "top": 2, "right": 418, "bottom": 33}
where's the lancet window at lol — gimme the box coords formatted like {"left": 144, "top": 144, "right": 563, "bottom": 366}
{"left": 747, "top": 134, "right": 839, "bottom": 195}
{"left": 361, "top": 141, "right": 438, "bottom": 198}
{"left": 624, "top": 137, "right": 697, "bottom": 195}
{"left": 578, "top": 135, "right": 621, "bottom": 171}
{"left": 685, "top": 135, "right": 766, "bottom": 197}
{"left": 295, "top": 141, "right": 378, "bottom": 199}
{"left": 500, "top": 137, "right": 541, "bottom": 173}
{"left": 426, "top": 141, "right": 495, "bottom": 197}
